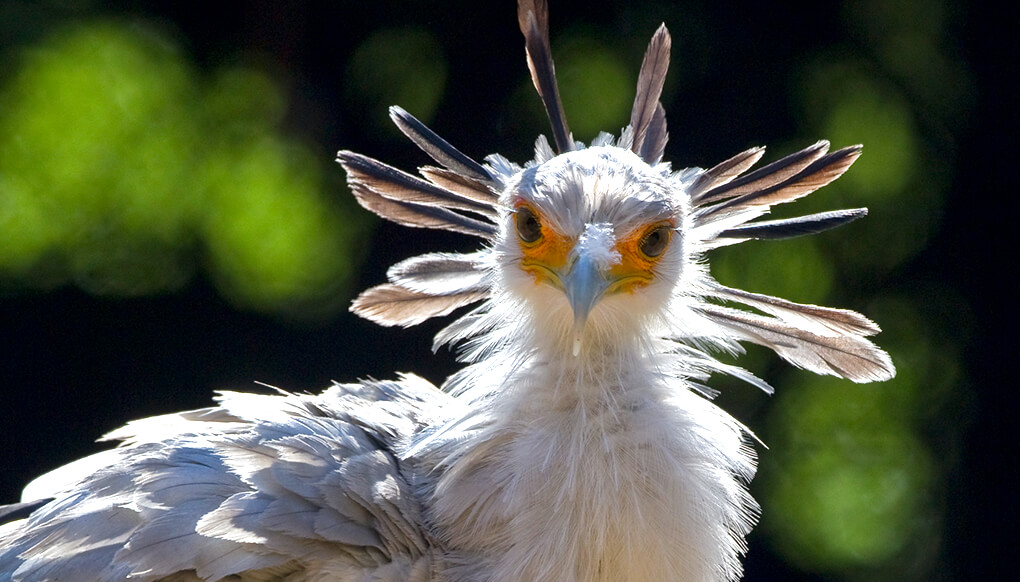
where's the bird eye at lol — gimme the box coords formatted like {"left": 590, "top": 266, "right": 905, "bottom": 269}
{"left": 639, "top": 225, "right": 671, "bottom": 258}
{"left": 515, "top": 206, "right": 543, "bottom": 244}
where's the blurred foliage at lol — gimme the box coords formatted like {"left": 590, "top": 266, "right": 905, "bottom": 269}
{"left": 550, "top": 31, "right": 634, "bottom": 141}
{"left": 343, "top": 26, "right": 447, "bottom": 139}
{"left": 701, "top": 0, "right": 972, "bottom": 579}
{"left": 0, "top": 21, "right": 366, "bottom": 318}
{"left": 0, "top": 1, "right": 980, "bottom": 580}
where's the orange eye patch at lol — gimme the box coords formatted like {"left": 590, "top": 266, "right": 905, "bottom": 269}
{"left": 514, "top": 201, "right": 675, "bottom": 292}
{"left": 608, "top": 221, "right": 675, "bottom": 293}
{"left": 514, "top": 202, "right": 572, "bottom": 286}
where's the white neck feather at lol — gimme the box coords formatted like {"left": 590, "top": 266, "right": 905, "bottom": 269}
{"left": 423, "top": 325, "right": 758, "bottom": 582}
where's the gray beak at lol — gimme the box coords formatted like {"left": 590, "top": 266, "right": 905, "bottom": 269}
{"left": 561, "top": 252, "right": 612, "bottom": 356}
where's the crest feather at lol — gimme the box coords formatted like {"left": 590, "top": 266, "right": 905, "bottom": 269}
{"left": 518, "top": 0, "right": 573, "bottom": 153}
{"left": 630, "top": 24, "right": 671, "bottom": 163}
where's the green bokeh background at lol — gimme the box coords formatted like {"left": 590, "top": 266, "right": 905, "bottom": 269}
{"left": 0, "top": 1, "right": 1005, "bottom": 580}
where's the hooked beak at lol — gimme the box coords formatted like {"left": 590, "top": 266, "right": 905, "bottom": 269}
{"left": 560, "top": 253, "right": 612, "bottom": 357}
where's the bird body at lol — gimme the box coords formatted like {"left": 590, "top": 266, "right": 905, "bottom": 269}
{"left": 419, "top": 145, "right": 758, "bottom": 581}
{"left": 0, "top": 1, "right": 895, "bottom": 580}
{"left": 427, "top": 348, "right": 756, "bottom": 582}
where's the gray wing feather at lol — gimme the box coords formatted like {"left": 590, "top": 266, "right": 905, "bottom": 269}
{"left": 0, "top": 501, "right": 50, "bottom": 526}
{"left": 0, "top": 377, "right": 447, "bottom": 581}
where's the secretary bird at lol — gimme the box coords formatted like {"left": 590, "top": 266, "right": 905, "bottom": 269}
{"left": 0, "top": 1, "right": 894, "bottom": 580}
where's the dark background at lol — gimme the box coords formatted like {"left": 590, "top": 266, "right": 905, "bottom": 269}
{"left": 0, "top": 1, "right": 1011, "bottom": 580}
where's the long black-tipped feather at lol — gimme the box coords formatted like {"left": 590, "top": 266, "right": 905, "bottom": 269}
{"left": 389, "top": 106, "right": 492, "bottom": 182}
{"left": 518, "top": 0, "right": 573, "bottom": 153}
{"left": 630, "top": 24, "right": 671, "bottom": 162}
{"left": 419, "top": 166, "right": 499, "bottom": 207}
{"left": 338, "top": 152, "right": 496, "bottom": 238}
{"left": 694, "top": 141, "right": 829, "bottom": 206}
{"left": 337, "top": 151, "right": 496, "bottom": 218}
{"left": 705, "top": 281, "right": 882, "bottom": 337}
{"left": 696, "top": 303, "right": 895, "bottom": 382}
{"left": 688, "top": 146, "right": 766, "bottom": 200}
{"left": 717, "top": 208, "right": 868, "bottom": 240}
{"left": 352, "top": 284, "right": 488, "bottom": 327}
{"left": 699, "top": 144, "right": 862, "bottom": 220}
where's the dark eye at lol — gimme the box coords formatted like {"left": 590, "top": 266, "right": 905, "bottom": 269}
{"left": 516, "top": 206, "right": 542, "bottom": 244}
{"left": 639, "top": 225, "right": 671, "bottom": 258}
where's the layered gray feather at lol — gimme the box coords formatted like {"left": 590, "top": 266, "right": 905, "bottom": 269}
{"left": 0, "top": 378, "right": 447, "bottom": 581}
{"left": 352, "top": 284, "right": 489, "bottom": 328}
{"left": 350, "top": 252, "right": 490, "bottom": 327}
{"left": 698, "top": 143, "right": 862, "bottom": 219}
{"left": 693, "top": 140, "right": 830, "bottom": 206}
{"left": 688, "top": 146, "right": 766, "bottom": 201}
{"left": 706, "top": 281, "right": 882, "bottom": 337}
{"left": 419, "top": 166, "right": 500, "bottom": 210}
{"left": 386, "top": 252, "right": 489, "bottom": 296}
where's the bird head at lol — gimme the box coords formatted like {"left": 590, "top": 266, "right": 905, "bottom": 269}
{"left": 497, "top": 147, "right": 686, "bottom": 356}
{"left": 336, "top": 0, "right": 895, "bottom": 387}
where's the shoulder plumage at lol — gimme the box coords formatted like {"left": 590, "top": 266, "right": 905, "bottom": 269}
{"left": 0, "top": 376, "right": 449, "bottom": 582}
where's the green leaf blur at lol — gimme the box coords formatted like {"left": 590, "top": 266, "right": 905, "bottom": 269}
{"left": 0, "top": 22, "right": 366, "bottom": 317}
{"left": 0, "top": 2, "right": 984, "bottom": 580}
{"left": 344, "top": 26, "right": 447, "bottom": 137}
{"left": 736, "top": 0, "right": 974, "bottom": 579}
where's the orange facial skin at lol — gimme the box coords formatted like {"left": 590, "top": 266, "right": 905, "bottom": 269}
{"left": 515, "top": 202, "right": 573, "bottom": 290}
{"left": 608, "top": 221, "right": 673, "bottom": 294}
{"left": 515, "top": 200, "right": 674, "bottom": 294}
